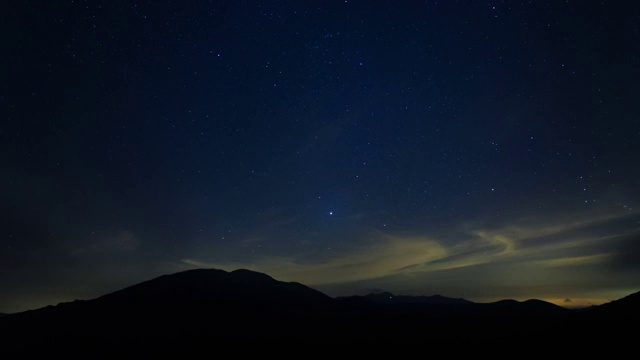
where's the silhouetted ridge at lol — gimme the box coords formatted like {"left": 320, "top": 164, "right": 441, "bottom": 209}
{"left": 230, "top": 268, "right": 276, "bottom": 281}
{"left": 587, "top": 290, "right": 640, "bottom": 319}
{"left": 481, "top": 298, "right": 569, "bottom": 315}
{"left": 362, "top": 292, "right": 473, "bottom": 305}
{"left": 0, "top": 268, "right": 637, "bottom": 349}
{"left": 491, "top": 299, "right": 520, "bottom": 305}
{"left": 0, "top": 268, "right": 333, "bottom": 346}
{"left": 518, "top": 299, "right": 568, "bottom": 315}
{"left": 98, "top": 268, "right": 331, "bottom": 307}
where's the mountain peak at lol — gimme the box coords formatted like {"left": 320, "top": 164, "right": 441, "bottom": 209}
{"left": 96, "top": 267, "right": 331, "bottom": 308}
{"left": 230, "top": 268, "right": 276, "bottom": 282}
{"left": 1, "top": 268, "right": 637, "bottom": 347}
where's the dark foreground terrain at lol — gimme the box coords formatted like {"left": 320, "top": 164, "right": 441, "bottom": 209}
{"left": 1, "top": 268, "right": 638, "bottom": 350}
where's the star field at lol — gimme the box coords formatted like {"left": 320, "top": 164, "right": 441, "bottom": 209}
{"left": 2, "top": 1, "right": 639, "bottom": 312}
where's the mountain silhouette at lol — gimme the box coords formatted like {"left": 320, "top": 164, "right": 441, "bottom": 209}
{"left": 0, "top": 268, "right": 333, "bottom": 346}
{"left": 97, "top": 268, "right": 331, "bottom": 307}
{"left": 479, "top": 298, "right": 570, "bottom": 316}
{"left": 581, "top": 290, "right": 640, "bottom": 320}
{"left": 362, "top": 291, "right": 474, "bottom": 305}
{"left": 0, "top": 268, "right": 637, "bottom": 350}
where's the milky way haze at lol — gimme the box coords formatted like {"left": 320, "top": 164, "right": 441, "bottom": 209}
{"left": 2, "top": 1, "right": 639, "bottom": 313}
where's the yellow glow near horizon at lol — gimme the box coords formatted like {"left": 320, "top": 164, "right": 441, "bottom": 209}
{"left": 177, "top": 210, "right": 640, "bottom": 305}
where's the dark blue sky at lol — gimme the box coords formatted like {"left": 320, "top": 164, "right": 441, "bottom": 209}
{"left": 2, "top": 1, "right": 640, "bottom": 312}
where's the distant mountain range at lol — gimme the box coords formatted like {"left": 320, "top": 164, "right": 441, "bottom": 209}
{"left": 0, "top": 268, "right": 638, "bottom": 350}
{"left": 359, "top": 291, "right": 474, "bottom": 305}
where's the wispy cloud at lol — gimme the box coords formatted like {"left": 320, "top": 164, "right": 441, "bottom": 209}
{"left": 182, "top": 235, "right": 448, "bottom": 285}
{"left": 539, "top": 253, "right": 613, "bottom": 268}
{"left": 179, "top": 211, "right": 640, "bottom": 290}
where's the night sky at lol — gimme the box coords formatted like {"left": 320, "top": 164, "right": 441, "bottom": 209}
{"left": 3, "top": 1, "right": 640, "bottom": 313}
